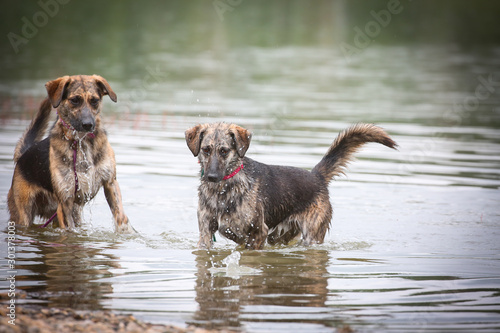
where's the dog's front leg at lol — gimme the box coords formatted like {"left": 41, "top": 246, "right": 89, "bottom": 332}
{"left": 72, "top": 206, "right": 83, "bottom": 227}
{"left": 103, "top": 179, "right": 134, "bottom": 233}
{"left": 197, "top": 210, "right": 217, "bottom": 249}
{"left": 245, "top": 215, "right": 268, "bottom": 250}
{"left": 56, "top": 201, "right": 75, "bottom": 229}
{"left": 242, "top": 205, "right": 269, "bottom": 250}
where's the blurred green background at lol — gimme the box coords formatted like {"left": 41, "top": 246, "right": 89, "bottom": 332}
{"left": 1, "top": 0, "right": 499, "bottom": 82}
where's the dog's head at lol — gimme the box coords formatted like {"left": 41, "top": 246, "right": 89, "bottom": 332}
{"left": 185, "top": 123, "right": 252, "bottom": 183}
{"left": 45, "top": 75, "right": 117, "bottom": 134}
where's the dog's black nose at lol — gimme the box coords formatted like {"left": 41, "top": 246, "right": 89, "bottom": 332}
{"left": 82, "top": 122, "right": 94, "bottom": 132}
{"left": 206, "top": 173, "right": 219, "bottom": 182}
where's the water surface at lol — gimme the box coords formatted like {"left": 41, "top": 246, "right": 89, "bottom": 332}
{"left": 1, "top": 14, "right": 500, "bottom": 333}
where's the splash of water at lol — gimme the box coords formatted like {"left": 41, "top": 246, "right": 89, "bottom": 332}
{"left": 209, "top": 251, "right": 262, "bottom": 279}
{"left": 222, "top": 251, "right": 241, "bottom": 274}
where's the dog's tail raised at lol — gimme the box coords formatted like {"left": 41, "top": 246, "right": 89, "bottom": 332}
{"left": 312, "top": 123, "right": 397, "bottom": 184}
{"left": 13, "top": 98, "right": 53, "bottom": 162}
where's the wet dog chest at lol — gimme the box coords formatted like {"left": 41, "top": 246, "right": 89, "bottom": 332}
{"left": 201, "top": 183, "right": 257, "bottom": 226}
{"left": 54, "top": 141, "right": 113, "bottom": 201}
{"left": 75, "top": 145, "right": 113, "bottom": 193}
{"left": 200, "top": 183, "right": 244, "bottom": 213}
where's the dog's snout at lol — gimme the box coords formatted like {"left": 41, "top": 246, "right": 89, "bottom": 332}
{"left": 206, "top": 173, "right": 219, "bottom": 182}
{"left": 82, "top": 121, "right": 94, "bottom": 132}
{"left": 204, "top": 156, "right": 222, "bottom": 182}
{"left": 81, "top": 107, "right": 95, "bottom": 132}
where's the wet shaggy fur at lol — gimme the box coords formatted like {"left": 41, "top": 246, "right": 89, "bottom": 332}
{"left": 8, "top": 75, "right": 134, "bottom": 233}
{"left": 185, "top": 122, "right": 397, "bottom": 250}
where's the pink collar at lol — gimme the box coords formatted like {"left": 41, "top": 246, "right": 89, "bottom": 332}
{"left": 41, "top": 113, "right": 94, "bottom": 228}
{"left": 223, "top": 164, "right": 244, "bottom": 180}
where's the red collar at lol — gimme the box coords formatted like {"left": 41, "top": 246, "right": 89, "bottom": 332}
{"left": 223, "top": 164, "right": 244, "bottom": 180}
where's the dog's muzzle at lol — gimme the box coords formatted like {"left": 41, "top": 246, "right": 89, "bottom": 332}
{"left": 205, "top": 158, "right": 223, "bottom": 183}
{"left": 80, "top": 108, "right": 95, "bottom": 133}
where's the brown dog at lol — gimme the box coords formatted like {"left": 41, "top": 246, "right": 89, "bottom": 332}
{"left": 8, "top": 75, "right": 134, "bottom": 233}
{"left": 185, "top": 122, "right": 397, "bottom": 249}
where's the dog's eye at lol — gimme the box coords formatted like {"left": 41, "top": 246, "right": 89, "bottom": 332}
{"left": 89, "top": 98, "right": 99, "bottom": 107}
{"left": 202, "top": 147, "right": 211, "bottom": 155}
{"left": 220, "top": 148, "right": 228, "bottom": 157}
{"left": 69, "top": 97, "right": 81, "bottom": 106}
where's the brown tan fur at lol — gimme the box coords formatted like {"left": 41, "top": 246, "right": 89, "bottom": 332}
{"left": 186, "top": 122, "right": 397, "bottom": 250}
{"left": 8, "top": 75, "right": 134, "bottom": 233}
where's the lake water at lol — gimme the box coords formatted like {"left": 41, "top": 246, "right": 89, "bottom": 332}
{"left": 1, "top": 11, "right": 500, "bottom": 332}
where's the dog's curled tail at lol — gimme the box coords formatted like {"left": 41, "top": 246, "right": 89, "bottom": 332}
{"left": 312, "top": 123, "right": 397, "bottom": 184}
{"left": 13, "top": 98, "right": 53, "bottom": 162}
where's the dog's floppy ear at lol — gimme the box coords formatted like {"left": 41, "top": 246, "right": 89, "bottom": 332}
{"left": 93, "top": 75, "right": 117, "bottom": 102}
{"left": 229, "top": 124, "right": 252, "bottom": 158}
{"left": 45, "top": 76, "right": 71, "bottom": 108}
{"left": 185, "top": 124, "right": 206, "bottom": 157}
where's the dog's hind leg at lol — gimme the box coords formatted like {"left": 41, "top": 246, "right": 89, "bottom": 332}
{"left": 7, "top": 188, "right": 20, "bottom": 224}
{"left": 8, "top": 175, "right": 35, "bottom": 226}
{"left": 298, "top": 196, "right": 332, "bottom": 246}
{"left": 8, "top": 194, "right": 34, "bottom": 226}
{"left": 267, "top": 220, "right": 301, "bottom": 246}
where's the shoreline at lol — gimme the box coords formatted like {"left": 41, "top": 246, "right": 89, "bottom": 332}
{"left": 0, "top": 306, "right": 233, "bottom": 333}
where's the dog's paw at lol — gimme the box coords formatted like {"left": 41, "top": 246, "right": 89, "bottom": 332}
{"left": 115, "top": 220, "right": 137, "bottom": 234}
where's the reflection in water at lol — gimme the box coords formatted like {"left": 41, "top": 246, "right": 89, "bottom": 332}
{"left": 192, "top": 249, "right": 330, "bottom": 330}
{"left": 11, "top": 228, "right": 119, "bottom": 310}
